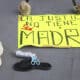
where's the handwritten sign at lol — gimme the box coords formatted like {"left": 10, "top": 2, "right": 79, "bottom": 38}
{"left": 18, "top": 14, "right": 80, "bottom": 48}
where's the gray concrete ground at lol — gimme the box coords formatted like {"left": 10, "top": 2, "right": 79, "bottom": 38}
{"left": 0, "top": 0, "right": 80, "bottom": 80}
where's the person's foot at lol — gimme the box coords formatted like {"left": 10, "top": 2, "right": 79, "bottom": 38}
{"left": 18, "top": 0, "right": 31, "bottom": 15}
{"left": 74, "top": 4, "right": 80, "bottom": 13}
{"left": 0, "top": 41, "right": 3, "bottom": 66}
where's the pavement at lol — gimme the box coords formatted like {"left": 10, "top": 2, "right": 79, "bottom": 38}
{"left": 0, "top": 0, "right": 80, "bottom": 80}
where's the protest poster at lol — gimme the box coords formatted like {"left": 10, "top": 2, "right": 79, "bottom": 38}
{"left": 18, "top": 14, "right": 80, "bottom": 48}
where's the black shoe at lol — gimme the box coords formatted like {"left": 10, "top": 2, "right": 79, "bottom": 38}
{"left": 35, "top": 63, "right": 51, "bottom": 70}
{"left": 13, "top": 58, "right": 51, "bottom": 71}
{"left": 13, "top": 57, "right": 32, "bottom": 71}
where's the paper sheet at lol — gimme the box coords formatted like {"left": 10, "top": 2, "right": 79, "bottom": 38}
{"left": 18, "top": 14, "right": 80, "bottom": 48}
